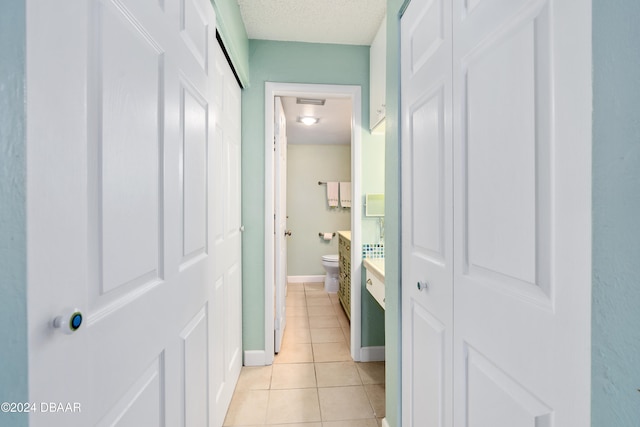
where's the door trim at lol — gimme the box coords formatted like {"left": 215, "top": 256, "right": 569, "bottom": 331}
{"left": 263, "top": 82, "right": 363, "bottom": 363}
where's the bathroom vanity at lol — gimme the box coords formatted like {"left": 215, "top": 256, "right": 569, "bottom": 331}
{"left": 337, "top": 231, "right": 351, "bottom": 319}
{"left": 363, "top": 257, "right": 385, "bottom": 310}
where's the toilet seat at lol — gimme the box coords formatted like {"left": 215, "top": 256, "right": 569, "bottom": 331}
{"left": 321, "top": 254, "right": 339, "bottom": 263}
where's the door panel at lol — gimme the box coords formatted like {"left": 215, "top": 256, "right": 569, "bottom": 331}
{"left": 452, "top": 0, "right": 591, "bottom": 426}
{"left": 274, "top": 96, "right": 288, "bottom": 353}
{"left": 402, "top": 0, "right": 591, "bottom": 425}
{"left": 401, "top": 0, "right": 453, "bottom": 425}
{"left": 26, "top": 0, "right": 242, "bottom": 426}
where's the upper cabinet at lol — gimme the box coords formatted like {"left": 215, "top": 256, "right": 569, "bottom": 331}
{"left": 369, "top": 15, "right": 386, "bottom": 134}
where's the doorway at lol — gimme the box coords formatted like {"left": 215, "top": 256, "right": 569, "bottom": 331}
{"left": 264, "top": 82, "right": 364, "bottom": 363}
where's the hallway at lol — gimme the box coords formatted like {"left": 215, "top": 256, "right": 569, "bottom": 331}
{"left": 223, "top": 282, "right": 385, "bottom": 426}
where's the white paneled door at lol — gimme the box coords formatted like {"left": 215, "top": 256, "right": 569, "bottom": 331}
{"left": 26, "top": 0, "right": 241, "bottom": 425}
{"left": 274, "top": 97, "right": 288, "bottom": 353}
{"left": 401, "top": 0, "right": 454, "bottom": 425}
{"left": 401, "top": 0, "right": 592, "bottom": 426}
{"left": 211, "top": 42, "right": 243, "bottom": 427}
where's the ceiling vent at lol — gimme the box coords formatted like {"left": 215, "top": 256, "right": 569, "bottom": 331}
{"left": 296, "top": 97, "right": 326, "bottom": 106}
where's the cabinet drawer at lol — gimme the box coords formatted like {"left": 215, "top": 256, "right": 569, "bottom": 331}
{"left": 366, "top": 270, "right": 385, "bottom": 310}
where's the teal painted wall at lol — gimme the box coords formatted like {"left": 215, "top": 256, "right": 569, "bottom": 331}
{"left": 287, "top": 144, "right": 351, "bottom": 276}
{"left": 0, "top": 1, "right": 28, "bottom": 426}
{"left": 211, "top": 0, "right": 250, "bottom": 87}
{"left": 592, "top": 0, "right": 640, "bottom": 424}
{"left": 242, "top": 39, "right": 385, "bottom": 350}
{"left": 383, "top": 1, "right": 403, "bottom": 426}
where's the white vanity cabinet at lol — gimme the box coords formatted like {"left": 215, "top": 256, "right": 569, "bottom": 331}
{"left": 369, "top": 16, "right": 386, "bottom": 133}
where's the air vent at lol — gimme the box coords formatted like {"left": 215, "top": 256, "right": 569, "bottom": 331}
{"left": 296, "top": 97, "right": 326, "bottom": 106}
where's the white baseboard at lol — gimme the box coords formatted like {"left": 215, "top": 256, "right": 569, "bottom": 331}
{"left": 382, "top": 417, "right": 390, "bottom": 427}
{"left": 287, "top": 275, "right": 325, "bottom": 283}
{"left": 243, "top": 350, "right": 267, "bottom": 366}
{"left": 360, "top": 346, "right": 385, "bottom": 362}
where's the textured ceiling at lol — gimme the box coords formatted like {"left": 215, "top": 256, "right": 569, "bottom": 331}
{"left": 281, "top": 96, "right": 352, "bottom": 145}
{"left": 237, "top": 0, "right": 387, "bottom": 45}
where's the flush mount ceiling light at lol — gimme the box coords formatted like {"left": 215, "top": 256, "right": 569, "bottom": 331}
{"left": 298, "top": 116, "right": 319, "bottom": 126}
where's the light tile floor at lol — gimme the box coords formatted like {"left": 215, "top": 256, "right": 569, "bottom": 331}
{"left": 224, "top": 282, "right": 385, "bottom": 427}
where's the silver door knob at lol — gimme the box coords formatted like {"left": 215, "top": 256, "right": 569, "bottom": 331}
{"left": 239, "top": 225, "right": 245, "bottom": 232}
{"left": 53, "top": 309, "right": 83, "bottom": 335}
{"left": 285, "top": 230, "right": 292, "bottom": 236}
{"left": 417, "top": 281, "right": 429, "bottom": 291}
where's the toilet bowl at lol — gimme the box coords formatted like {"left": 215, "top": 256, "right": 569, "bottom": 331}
{"left": 321, "top": 254, "right": 340, "bottom": 293}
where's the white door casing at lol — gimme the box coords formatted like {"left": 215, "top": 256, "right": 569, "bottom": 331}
{"left": 26, "top": 0, "right": 241, "bottom": 425}
{"left": 274, "top": 96, "right": 288, "bottom": 353}
{"left": 262, "top": 83, "right": 362, "bottom": 364}
{"left": 401, "top": 0, "right": 592, "bottom": 426}
{"left": 401, "top": 0, "right": 454, "bottom": 425}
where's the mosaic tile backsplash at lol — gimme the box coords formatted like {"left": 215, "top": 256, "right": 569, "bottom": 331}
{"left": 362, "top": 243, "right": 384, "bottom": 259}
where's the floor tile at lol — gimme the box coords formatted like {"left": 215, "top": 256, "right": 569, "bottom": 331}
{"left": 287, "top": 305, "right": 309, "bottom": 317}
{"left": 308, "top": 305, "right": 336, "bottom": 317}
{"left": 287, "top": 315, "right": 310, "bottom": 329}
{"left": 223, "top": 390, "right": 269, "bottom": 426}
{"left": 267, "top": 424, "right": 322, "bottom": 427}
{"left": 283, "top": 327, "right": 311, "bottom": 344}
{"left": 306, "top": 296, "right": 333, "bottom": 307}
{"left": 266, "top": 389, "right": 321, "bottom": 424}
{"left": 271, "top": 363, "right": 317, "bottom": 389}
{"left": 288, "top": 283, "right": 306, "bottom": 292}
{"left": 310, "top": 328, "right": 346, "bottom": 343}
{"left": 287, "top": 295, "right": 307, "bottom": 307}
{"left": 318, "top": 386, "right": 375, "bottom": 421}
{"left": 313, "top": 342, "right": 352, "bottom": 363}
{"left": 305, "top": 282, "right": 325, "bottom": 292}
{"left": 309, "top": 315, "right": 340, "bottom": 329}
{"left": 356, "top": 362, "right": 385, "bottom": 385}
{"left": 322, "top": 420, "right": 379, "bottom": 427}
{"left": 315, "top": 362, "right": 361, "bottom": 387}
{"left": 275, "top": 343, "right": 313, "bottom": 364}
{"left": 364, "top": 384, "right": 386, "bottom": 418}
{"left": 234, "top": 366, "right": 272, "bottom": 391}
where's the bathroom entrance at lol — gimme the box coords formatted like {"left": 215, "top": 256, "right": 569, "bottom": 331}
{"left": 264, "top": 82, "right": 364, "bottom": 362}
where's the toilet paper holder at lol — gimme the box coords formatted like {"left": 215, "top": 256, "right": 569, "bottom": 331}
{"left": 319, "top": 232, "right": 336, "bottom": 238}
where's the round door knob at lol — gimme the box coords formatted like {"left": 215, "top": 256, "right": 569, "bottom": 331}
{"left": 285, "top": 230, "right": 292, "bottom": 236}
{"left": 53, "top": 309, "right": 83, "bottom": 335}
{"left": 239, "top": 225, "right": 245, "bottom": 232}
{"left": 417, "top": 281, "right": 429, "bottom": 291}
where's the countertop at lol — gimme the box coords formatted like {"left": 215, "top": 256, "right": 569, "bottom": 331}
{"left": 338, "top": 230, "right": 351, "bottom": 240}
{"left": 363, "top": 257, "right": 385, "bottom": 281}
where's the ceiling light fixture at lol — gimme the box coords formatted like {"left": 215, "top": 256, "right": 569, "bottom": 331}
{"left": 298, "top": 116, "right": 319, "bottom": 126}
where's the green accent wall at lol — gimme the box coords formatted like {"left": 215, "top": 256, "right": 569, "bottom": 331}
{"left": 287, "top": 144, "right": 351, "bottom": 276}
{"left": 211, "top": 0, "right": 250, "bottom": 87}
{"left": 592, "top": 0, "right": 640, "bottom": 424}
{"left": 0, "top": 1, "right": 28, "bottom": 426}
{"left": 242, "top": 39, "right": 385, "bottom": 351}
{"left": 384, "top": 1, "right": 404, "bottom": 426}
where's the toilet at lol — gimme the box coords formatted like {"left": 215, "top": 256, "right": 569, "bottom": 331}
{"left": 321, "top": 254, "right": 340, "bottom": 293}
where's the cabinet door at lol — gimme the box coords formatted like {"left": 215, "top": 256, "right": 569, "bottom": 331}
{"left": 370, "top": 16, "right": 387, "bottom": 131}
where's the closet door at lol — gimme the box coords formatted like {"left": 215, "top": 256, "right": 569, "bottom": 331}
{"left": 401, "top": 0, "right": 454, "bottom": 425}
{"left": 451, "top": 0, "right": 591, "bottom": 425}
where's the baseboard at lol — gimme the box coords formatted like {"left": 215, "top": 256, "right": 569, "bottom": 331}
{"left": 382, "top": 417, "right": 390, "bottom": 427}
{"left": 243, "top": 350, "right": 267, "bottom": 366}
{"left": 360, "top": 346, "right": 385, "bottom": 362}
{"left": 287, "top": 275, "right": 325, "bottom": 283}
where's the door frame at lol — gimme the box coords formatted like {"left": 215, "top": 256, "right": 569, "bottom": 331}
{"left": 264, "top": 82, "right": 363, "bottom": 363}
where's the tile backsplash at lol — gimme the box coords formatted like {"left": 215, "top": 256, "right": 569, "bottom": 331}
{"left": 362, "top": 243, "right": 384, "bottom": 259}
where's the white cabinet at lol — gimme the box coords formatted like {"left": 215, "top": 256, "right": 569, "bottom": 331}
{"left": 369, "top": 16, "right": 386, "bottom": 133}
